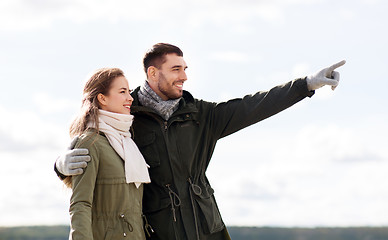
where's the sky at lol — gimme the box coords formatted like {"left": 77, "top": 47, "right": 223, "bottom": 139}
{"left": 0, "top": 0, "right": 387, "bottom": 228}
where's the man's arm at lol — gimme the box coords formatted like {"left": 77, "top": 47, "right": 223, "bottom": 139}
{"left": 54, "top": 136, "right": 91, "bottom": 179}
{"left": 210, "top": 60, "right": 346, "bottom": 139}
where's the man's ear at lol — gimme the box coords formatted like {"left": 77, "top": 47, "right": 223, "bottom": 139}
{"left": 97, "top": 93, "right": 107, "bottom": 106}
{"left": 147, "top": 66, "right": 158, "bottom": 81}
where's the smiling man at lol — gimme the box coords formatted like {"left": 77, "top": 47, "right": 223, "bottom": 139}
{"left": 146, "top": 52, "right": 188, "bottom": 100}
{"left": 55, "top": 43, "right": 345, "bottom": 240}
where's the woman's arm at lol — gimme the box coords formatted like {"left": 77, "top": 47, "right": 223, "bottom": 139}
{"left": 69, "top": 134, "right": 100, "bottom": 240}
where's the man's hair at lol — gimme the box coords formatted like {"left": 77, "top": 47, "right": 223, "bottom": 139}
{"left": 143, "top": 43, "right": 183, "bottom": 73}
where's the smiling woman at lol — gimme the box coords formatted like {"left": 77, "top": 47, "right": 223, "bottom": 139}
{"left": 63, "top": 68, "right": 150, "bottom": 240}
{"left": 68, "top": 68, "right": 129, "bottom": 138}
{"left": 97, "top": 75, "right": 134, "bottom": 115}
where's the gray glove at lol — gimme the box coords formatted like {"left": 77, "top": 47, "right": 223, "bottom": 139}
{"left": 306, "top": 60, "right": 346, "bottom": 91}
{"left": 55, "top": 136, "right": 91, "bottom": 176}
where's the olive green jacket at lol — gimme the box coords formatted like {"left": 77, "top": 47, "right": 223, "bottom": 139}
{"left": 69, "top": 131, "right": 146, "bottom": 240}
{"left": 130, "top": 78, "right": 314, "bottom": 240}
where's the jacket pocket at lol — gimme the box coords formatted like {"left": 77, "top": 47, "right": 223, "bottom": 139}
{"left": 193, "top": 186, "right": 225, "bottom": 234}
{"left": 135, "top": 132, "right": 160, "bottom": 168}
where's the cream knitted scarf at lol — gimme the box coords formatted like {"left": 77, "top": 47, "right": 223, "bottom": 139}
{"left": 96, "top": 110, "right": 150, "bottom": 188}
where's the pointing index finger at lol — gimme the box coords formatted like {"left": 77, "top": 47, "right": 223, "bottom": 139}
{"left": 328, "top": 60, "right": 346, "bottom": 72}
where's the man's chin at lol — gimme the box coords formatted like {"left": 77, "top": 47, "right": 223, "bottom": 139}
{"left": 168, "top": 92, "right": 183, "bottom": 100}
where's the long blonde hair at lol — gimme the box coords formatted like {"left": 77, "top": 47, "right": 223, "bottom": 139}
{"left": 64, "top": 68, "right": 125, "bottom": 188}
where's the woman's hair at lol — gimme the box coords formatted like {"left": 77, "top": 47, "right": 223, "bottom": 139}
{"left": 63, "top": 67, "right": 124, "bottom": 188}
{"left": 69, "top": 67, "right": 125, "bottom": 138}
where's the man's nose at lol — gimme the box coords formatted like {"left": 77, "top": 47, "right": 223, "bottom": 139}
{"left": 180, "top": 70, "right": 187, "bottom": 81}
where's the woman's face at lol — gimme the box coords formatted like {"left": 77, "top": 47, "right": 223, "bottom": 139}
{"left": 98, "top": 76, "right": 134, "bottom": 114}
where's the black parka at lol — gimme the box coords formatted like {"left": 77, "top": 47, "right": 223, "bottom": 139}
{"left": 130, "top": 78, "right": 314, "bottom": 240}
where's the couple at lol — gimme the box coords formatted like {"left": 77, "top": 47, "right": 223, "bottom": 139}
{"left": 55, "top": 43, "right": 346, "bottom": 240}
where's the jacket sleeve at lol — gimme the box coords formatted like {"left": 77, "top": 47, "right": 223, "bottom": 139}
{"left": 210, "top": 78, "right": 314, "bottom": 139}
{"left": 69, "top": 136, "right": 99, "bottom": 240}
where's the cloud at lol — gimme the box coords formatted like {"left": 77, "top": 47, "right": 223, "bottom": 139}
{"left": 0, "top": 148, "right": 71, "bottom": 226}
{"left": 32, "top": 92, "right": 79, "bottom": 115}
{"left": 207, "top": 121, "right": 388, "bottom": 226}
{"left": 0, "top": 0, "right": 152, "bottom": 31}
{"left": 0, "top": 102, "right": 72, "bottom": 226}
{"left": 210, "top": 51, "right": 250, "bottom": 63}
{"left": 294, "top": 124, "right": 387, "bottom": 163}
{"left": 0, "top": 0, "right": 324, "bottom": 31}
{"left": 291, "top": 63, "right": 310, "bottom": 78}
{"left": 0, "top": 105, "right": 69, "bottom": 153}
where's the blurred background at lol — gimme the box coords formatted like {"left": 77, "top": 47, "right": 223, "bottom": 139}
{"left": 0, "top": 0, "right": 387, "bottom": 228}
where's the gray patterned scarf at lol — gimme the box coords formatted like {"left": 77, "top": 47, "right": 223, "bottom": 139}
{"left": 138, "top": 81, "right": 180, "bottom": 120}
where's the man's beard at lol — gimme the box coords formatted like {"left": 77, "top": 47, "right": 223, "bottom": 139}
{"left": 158, "top": 73, "right": 182, "bottom": 100}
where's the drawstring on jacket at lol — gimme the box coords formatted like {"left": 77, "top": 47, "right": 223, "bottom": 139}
{"left": 142, "top": 214, "right": 154, "bottom": 237}
{"left": 166, "top": 184, "right": 181, "bottom": 222}
{"left": 188, "top": 177, "right": 201, "bottom": 240}
{"left": 119, "top": 213, "right": 133, "bottom": 237}
{"left": 165, "top": 180, "right": 202, "bottom": 240}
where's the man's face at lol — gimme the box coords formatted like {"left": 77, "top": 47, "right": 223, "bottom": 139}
{"left": 153, "top": 53, "right": 188, "bottom": 100}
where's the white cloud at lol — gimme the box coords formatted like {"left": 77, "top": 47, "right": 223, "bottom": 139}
{"left": 207, "top": 122, "right": 388, "bottom": 226}
{"left": 0, "top": 103, "right": 71, "bottom": 226}
{"left": 32, "top": 92, "right": 79, "bottom": 115}
{"left": 184, "top": 0, "right": 325, "bottom": 27}
{"left": 294, "top": 124, "right": 387, "bottom": 163}
{"left": 0, "top": 105, "right": 69, "bottom": 152}
{"left": 0, "top": 0, "right": 160, "bottom": 31}
{"left": 0, "top": 149, "right": 71, "bottom": 226}
{"left": 210, "top": 51, "right": 250, "bottom": 63}
{"left": 0, "top": 0, "right": 325, "bottom": 31}
{"left": 291, "top": 62, "right": 310, "bottom": 78}
{"left": 360, "top": 0, "right": 382, "bottom": 4}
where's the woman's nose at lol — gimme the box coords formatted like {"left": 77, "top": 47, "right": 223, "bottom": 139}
{"left": 127, "top": 93, "right": 134, "bottom": 102}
